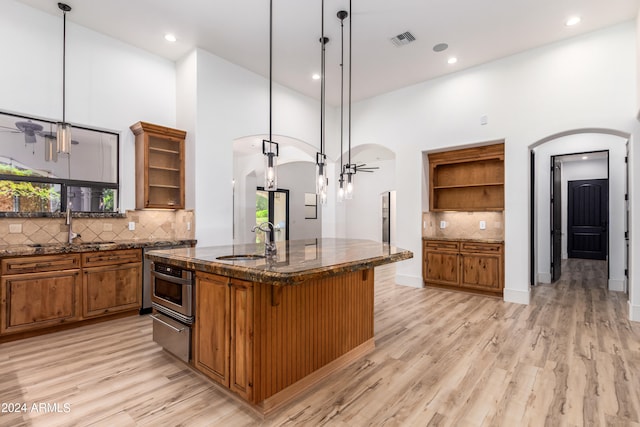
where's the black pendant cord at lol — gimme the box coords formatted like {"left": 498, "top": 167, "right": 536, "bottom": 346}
{"left": 348, "top": 0, "right": 352, "bottom": 169}
{"left": 320, "top": 0, "right": 325, "bottom": 156}
{"left": 62, "top": 7, "right": 67, "bottom": 123}
{"left": 338, "top": 10, "right": 347, "bottom": 175}
{"left": 269, "top": 0, "right": 273, "bottom": 143}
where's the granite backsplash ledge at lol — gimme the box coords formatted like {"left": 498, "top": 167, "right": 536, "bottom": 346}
{"left": 0, "top": 210, "right": 194, "bottom": 246}
{"left": 422, "top": 211, "right": 504, "bottom": 240}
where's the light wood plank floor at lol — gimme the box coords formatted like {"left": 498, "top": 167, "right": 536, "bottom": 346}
{"left": 1, "top": 259, "right": 639, "bottom": 426}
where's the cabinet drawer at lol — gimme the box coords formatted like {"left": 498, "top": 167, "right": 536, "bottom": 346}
{"left": 2, "top": 254, "right": 81, "bottom": 275}
{"left": 424, "top": 240, "right": 459, "bottom": 252}
{"left": 82, "top": 249, "right": 142, "bottom": 267}
{"left": 460, "top": 242, "right": 503, "bottom": 254}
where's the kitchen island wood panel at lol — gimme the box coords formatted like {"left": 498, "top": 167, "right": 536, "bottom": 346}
{"left": 194, "top": 268, "right": 375, "bottom": 413}
{"left": 253, "top": 268, "right": 374, "bottom": 410}
{"left": 194, "top": 272, "right": 231, "bottom": 388}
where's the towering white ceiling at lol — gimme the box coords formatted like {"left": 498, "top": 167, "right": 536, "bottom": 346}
{"left": 16, "top": 0, "right": 640, "bottom": 105}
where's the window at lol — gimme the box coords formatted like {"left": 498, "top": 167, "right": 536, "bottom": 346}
{"left": 0, "top": 111, "right": 119, "bottom": 213}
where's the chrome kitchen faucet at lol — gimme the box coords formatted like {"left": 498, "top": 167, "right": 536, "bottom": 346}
{"left": 66, "top": 203, "right": 81, "bottom": 244}
{"left": 252, "top": 222, "right": 277, "bottom": 258}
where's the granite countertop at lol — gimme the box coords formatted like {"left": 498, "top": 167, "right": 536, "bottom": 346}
{"left": 422, "top": 236, "right": 504, "bottom": 244}
{"left": 0, "top": 239, "right": 197, "bottom": 257}
{"left": 145, "top": 238, "right": 413, "bottom": 285}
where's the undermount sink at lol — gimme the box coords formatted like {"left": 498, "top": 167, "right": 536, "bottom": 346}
{"left": 216, "top": 254, "right": 265, "bottom": 261}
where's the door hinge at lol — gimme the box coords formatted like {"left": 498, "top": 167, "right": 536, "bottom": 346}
{"left": 625, "top": 269, "right": 628, "bottom": 277}
{"left": 625, "top": 156, "right": 628, "bottom": 163}
{"left": 625, "top": 194, "right": 629, "bottom": 201}
{"left": 625, "top": 231, "right": 629, "bottom": 239}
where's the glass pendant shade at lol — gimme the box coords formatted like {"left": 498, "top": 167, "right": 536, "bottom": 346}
{"left": 57, "top": 122, "right": 71, "bottom": 154}
{"left": 263, "top": 139, "right": 278, "bottom": 191}
{"left": 337, "top": 174, "right": 345, "bottom": 202}
{"left": 345, "top": 173, "right": 354, "bottom": 200}
{"left": 316, "top": 152, "right": 327, "bottom": 199}
{"left": 45, "top": 136, "right": 58, "bottom": 162}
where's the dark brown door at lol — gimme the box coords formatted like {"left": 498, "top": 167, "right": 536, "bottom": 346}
{"left": 551, "top": 157, "right": 562, "bottom": 282}
{"left": 567, "top": 179, "right": 608, "bottom": 260}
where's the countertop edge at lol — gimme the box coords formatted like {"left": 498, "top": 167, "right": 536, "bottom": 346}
{"left": 0, "top": 239, "right": 197, "bottom": 257}
{"left": 422, "top": 237, "right": 504, "bottom": 244}
{"left": 146, "top": 250, "right": 413, "bottom": 285}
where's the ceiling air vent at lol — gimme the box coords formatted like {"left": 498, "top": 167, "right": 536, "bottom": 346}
{"left": 390, "top": 31, "right": 416, "bottom": 47}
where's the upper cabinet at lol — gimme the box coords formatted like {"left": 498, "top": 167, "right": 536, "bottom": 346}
{"left": 130, "top": 122, "right": 186, "bottom": 209}
{"left": 428, "top": 142, "right": 504, "bottom": 211}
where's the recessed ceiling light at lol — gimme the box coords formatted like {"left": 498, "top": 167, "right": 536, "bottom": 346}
{"left": 164, "top": 33, "right": 177, "bottom": 42}
{"left": 582, "top": 156, "right": 588, "bottom": 160}
{"left": 312, "top": 73, "right": 321, "bottom": 80}
{"left": 447, "top": 57, "right": 458, "bottom": 65}
{"left": 565, "top": 16, "right": 581, "bottom": 27}
{"left": 433, "top": 43, "right": 448, "bottom": 52}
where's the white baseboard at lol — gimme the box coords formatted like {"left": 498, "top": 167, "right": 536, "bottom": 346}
{"left": 629, "top": 301, "right": 640, "bottom": 322}
{"left": 608, "top": 279, "right": 626, "bottom": 292}
{"left": 395, "top": 274, "right": 423, "bottom": 288}
{"left": 504, "top": 287, "right": 530, "bottom": 305}
{"left": 537, "top": 273, "right": 551, "bottom": 284}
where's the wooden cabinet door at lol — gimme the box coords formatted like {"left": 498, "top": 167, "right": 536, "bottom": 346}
{"left": 1, "top": 270, "right": 80, "bottom": 334}
{"left": 459, "top": 253, "right": 502, "bottom": 291}
{"left": 194, "top": 272, "right": 230, "bottom": 387}
{"left": 229, "top": 279, "right": 253, "bottom": 401}
{"left": 83, "top": 263, "right": 142, "bottom": 317}
{"left": 425, "top": 250, "right": 459, "bottom": 286}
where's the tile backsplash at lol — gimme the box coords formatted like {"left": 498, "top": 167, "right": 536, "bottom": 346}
{"left": 0, "top": 210, "right": 195, "bottom": 246}
{"left": 422, "top": 211, "right": 504, "bottom": 240}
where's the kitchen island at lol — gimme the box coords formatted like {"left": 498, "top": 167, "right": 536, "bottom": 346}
{"left": 145, "top": 238, "right": 412, "bottom": 415}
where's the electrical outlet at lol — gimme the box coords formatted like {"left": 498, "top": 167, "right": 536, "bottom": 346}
{"left": 9, "top": 224, "right": 22, "bottom": 233}
{"left": 479, "top": 220, "right": 486, "bottom": 230}
{"left": 439, "top": 221, "right": 447, "bottom": 229}
{"left": 103, "top": 223, "right": 113, "bottom": 232}
{"left": 128, "top": 222, "right": 135, "bottom": 231}
{"left": 187, "top": 222, "right": 191, "bottom": 231}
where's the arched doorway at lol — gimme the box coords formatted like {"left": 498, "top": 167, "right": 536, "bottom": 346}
{"left": 530, "top": 129, "right": 629, "bottom": 296}
{"left": 232, "top": 134, "right": 322, "bottom": 244}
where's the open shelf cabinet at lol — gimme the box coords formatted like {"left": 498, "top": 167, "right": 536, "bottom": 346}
{"left": 429, "top": 142, "right": 504, "bottom": 211}
{"left": 131, "top": 121, "right": 186, "bottom": 209}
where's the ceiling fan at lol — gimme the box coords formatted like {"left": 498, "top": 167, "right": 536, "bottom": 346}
{"left": 353, "top": 163, "right": 379, "bottom": 173}
{"left": 0, "top": 120, "right": 44, "bottom": 144}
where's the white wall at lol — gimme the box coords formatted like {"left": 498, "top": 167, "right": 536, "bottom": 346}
{"left": 0, "top": 1, "right": 176, "bottom": 211}
{"left": 343, "top": 159, "right": 396, "bottom": 242}
{"left": 276, "top": 162, "right": 322, "bottom": 241}
{"left": 534, "top": 135, "right": 626, "bottom": 292}
{"left": 347, "top": 23, "right": 638, "bottom": 302}
{"left": 185, "top": 49, "right": 322, "bottom": 247}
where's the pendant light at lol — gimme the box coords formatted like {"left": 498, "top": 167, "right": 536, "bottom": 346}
{"left": 316, "top": 0, "right": 329, "bottom": 205}
{"left": 45, "top": 134, "right": 58, "bottom": 163}
{"left": 262, "top": 0, "right": 279, "bottom": 191}
{"left": 344, "top": 0, "right": 355, "bottom": 200}
{"left": 337, "top": 9, "right": 348, "bottom": 203}
{"left": 57, "top": 2, "right": 72, "bottom": 155}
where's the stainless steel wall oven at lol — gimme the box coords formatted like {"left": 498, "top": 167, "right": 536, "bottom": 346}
{"left": 150, "top": 261, "right": 194, "bottom": 362}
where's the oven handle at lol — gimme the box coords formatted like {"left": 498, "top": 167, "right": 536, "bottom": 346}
{"left": 150, "top": 314, "right": 187, "bottom": 333}
{"left": 151, "top": 270, "right": 192, "bottom": 286}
